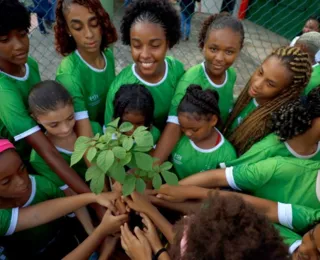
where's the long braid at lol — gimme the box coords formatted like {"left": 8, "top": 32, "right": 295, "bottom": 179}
{"left": 225, "top": 46, "right": 312, "bottom": 155}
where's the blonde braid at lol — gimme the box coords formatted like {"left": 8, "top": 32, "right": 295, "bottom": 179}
{"left": 226, "top": 46, "right": 312, "bottom": 155}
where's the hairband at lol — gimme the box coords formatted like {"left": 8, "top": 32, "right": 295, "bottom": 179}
{"left": 0, "top": 139, "right": 15, "bottom": 153}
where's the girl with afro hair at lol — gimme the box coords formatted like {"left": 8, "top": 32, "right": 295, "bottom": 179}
{"left": 221, "top": 86, "right": 320, "bottom": 167}
{"left": 55, "top": 0, "right": 117, "bottom": 145}
{"left": 104, "top": 0, "right": 185, "bottom": 131}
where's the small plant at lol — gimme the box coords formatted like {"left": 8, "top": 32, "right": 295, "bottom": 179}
{"left": 71, "top": 118, "right": 178, "bottom": 196}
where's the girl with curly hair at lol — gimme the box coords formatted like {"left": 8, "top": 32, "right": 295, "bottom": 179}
{"left": 104, "top": 0, "right": 184, "bottom": 130}
{"left": 171, "top": 85, "right": 236, "bottom": 180}
{"left": 152, "top": 12, "right": 243, "bottom": 164}
{"left": 223, "top": 46, "right": 312, "bottom": 155}
{"left": 55, "top": 0, "right": 117, "bottom": 142}
{"left": 221, "top": 86, "right": 320, "bottom": 167}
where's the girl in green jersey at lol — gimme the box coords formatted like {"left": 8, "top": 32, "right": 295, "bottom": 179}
{"left": 113, "top": 84, "right": 160, "bottom": 144}
{"left": 104, "top": 0, "right": 185, "bottom": 130}
{"left": 152, "top": 12, "right": 244, "bottom": 164}
{"left": 171, "top": 85, "right": 236, "bottom": 179}
{"left": 223, "top": 46, "right": 312, "bottom": 155}
{"left": 55, "top": 0, "right": 117, "bottom": 140}
{"left": 223, "top": 86, "right": 320, "bottom": 167}
{"left": 0, "top": 0, "right": 97, "bottom": 216}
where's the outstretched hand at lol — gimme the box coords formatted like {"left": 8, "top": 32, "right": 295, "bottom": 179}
{"left": 122, "top": 191, "right": 155, "bottom": 215}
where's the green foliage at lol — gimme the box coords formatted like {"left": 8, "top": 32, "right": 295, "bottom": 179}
{"left": 71, "top": 118, "right": 178, "bottom": 195}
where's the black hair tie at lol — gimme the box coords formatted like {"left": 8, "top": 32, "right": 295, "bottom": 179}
{"left": 153, "top": 248, "right": 167, "bottom": 260}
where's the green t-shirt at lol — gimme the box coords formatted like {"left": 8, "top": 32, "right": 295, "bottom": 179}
{"left": 229, "top": 98, "right": 259, "bottom": 132}
{"left": 0, "top": 175, "right": 64, "bottom": 256}
{"left": 221, "top": 133, "right": 320, "bottom": 167}
{"left": 226, "top": 157, "right": 320, "bottom": 209}
{"left": 304, "top": 64, "right": 320, "bottom": 95}
{"left": 274, "top": 224, "right": 301, "bottom": 254}
{"left": 104, "top": 56, "right": 185, "bottom": 129}
{"left": 0, "top": 57, "right": 41, "bottom": 159}
{"left": 168, "top": 63, "right": 236, "bottom": 124}
{"left": 56, "top": 49, "right": 115, "bottom": 125}
{"left": 172, "top": 130, "right": 236, "bottom": 179}
{"left": 30, "top": 122, "right": 102, "bottom": 189}
{"left": 150, "top": 126, "right": 161, "bottom": 144}
{"left": 278, "top": 202, "right": 320, "bottom": 234}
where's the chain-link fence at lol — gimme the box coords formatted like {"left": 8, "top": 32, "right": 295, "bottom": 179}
{"left": 24, "top": 0, "right": 320, "bottom": 95}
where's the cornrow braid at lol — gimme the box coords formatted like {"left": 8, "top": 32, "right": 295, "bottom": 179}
{"left": 272, "top": 86, "right": 320, "bottom": 141}
{"left": 178, "top": 85, "right": 221, "bottom": 121}
{"left": 224, "top": 46, "right": 312, "bottom": 155}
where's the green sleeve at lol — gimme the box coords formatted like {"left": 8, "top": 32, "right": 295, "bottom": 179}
{"left": 105, "top": 49, "right": 116, "bottom": 79}
{"left": 150, "top": 126, "right": 161, "bottom": 144}
{"left": 0, "top": 209, "right": 17, "bottom": 236}
{"left": 35, "top": 175, "right": 65, "bottom": 199}
{"left": 90, "top": 121, "right": 103, "bottom": 134}
{"left": 104, "top": 79, "right": 121, "bottom": 126}
{"left": 278, "top": 202, "right": 320, "bottom": 233}
{"left": 274, "top": 224, "right": 301, "bottom": 254}
{"left": 226, "top": 158, "right": 278, "bottom": 191}
{"left": 0, "top": 89, "right": 40, "bottom": 141}
{"left": 174, "top": 58, "right": 185, "bottom": 83}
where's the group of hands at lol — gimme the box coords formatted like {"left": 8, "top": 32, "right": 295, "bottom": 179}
{"left": 92, "top": 183, "right": 186, "bottom": 259}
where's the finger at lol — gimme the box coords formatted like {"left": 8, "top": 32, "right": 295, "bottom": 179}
{"left": 105, "top": 202, "right": 117, "bottom": 215}
{"left": 115, "top": 199, "right": 127, "bottom": 214}
{"left": 121, "top": 224, "right": 131, "bottom": 244}
{"left": 134, "top": 226, "right": 148, "bottom": 243}
{"left": 144, "top": 189, "right": 157, "bottom": 196}
{"left": 156, "top": 194, "right": 176, "bottom": 201}
{"left": 120, "top": 235, "right": 128, "bottom": 252}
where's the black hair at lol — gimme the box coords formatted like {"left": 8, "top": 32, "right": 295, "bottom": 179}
{"left": 113, "top": 84, "right": 155, "bottom": 127}
{"left": 121, "top": 0, "right": 180, "bottom": 49}
{"left": 28, "top": 80, "right": 73, "bottom": 117}
{"left": 198, "top": 12, "right": 244, "bottom": 49}
{"left": 308, "top": 15, "right": 320, "bottom": 25}
{"left": 272, "top": 86, "right": 320, "bottom": 141}
{"left": 0, "top": 0, "right": 31, "bottom": 35}
{"left": 178, "top": 85, "right": 221, "bottom": 122}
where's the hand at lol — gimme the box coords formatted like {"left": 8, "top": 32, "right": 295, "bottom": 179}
{"left": 98, "top": 209, "right": 128, "bottom": 236}
{"left": 140, "top": 213, "right": 163, "bottom": 253}
{"left": 99, "top": 234, "right": 120, "bottom": 259}
{"left": 96, "top": 191, "right": 121, "bottom": 214}
{"left": 122, "top": 191, "right": 155, "bottom": 214}
{"left": 156, "top": 184, "right": 188, "bottom": 202}
{"left": 112, "top": 181, "right": 122, "bottom": 192}
{"left": 121, "top": 223, "right": 152, "bottom": 260}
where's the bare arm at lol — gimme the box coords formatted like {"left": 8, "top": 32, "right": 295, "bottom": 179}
{"left": 151, "top": 123, "right": 181, "bottom": 163}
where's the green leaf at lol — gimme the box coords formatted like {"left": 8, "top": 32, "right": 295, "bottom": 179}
{"left": 136, "top": 178, "right": 146, "bottom": 193}
{"left": 105, "top": 127, "right": 117, "bottom": 134}
{"left": 93, "top": 133, "right": 100, "bottom": 141}
{"left": 162, "top": 171, "right": 178, "bottom": 186}
{"left": 134, "top": 152, "right": 153, "bottom": 171}
{"left": 119, "top": 122, "right": 134, "bottom": 133}
{"left": 122, "top": 175, "right": 136, "bottom": 196}
{"left": 70, "top": 148, "right": 86, "bottom": 166}
{"left": 112, "top": 147, "right": 126, "bottom": 160}
{"left": 90, "top": 171, "right": 105, "bottom": 194}
{"left": 85, "top": 165, "right": 101, "bottom": 181}
{"left": 136, "top": 169, "right": 147, "bottom": 178}
{"left": 109, "top": 162, "right": 126, "bottom": 183}
{"left": 152, "top": 174, "right": 162, "bottom": 190}
{"left": 107, "top": 118, "right": 120, "bottom": 129}
{"left": 86, "top": 147, "right": 97, "bottom": 162}
{"left": 122, "top": 137, "right": 134, "bottom": 151}
{"left": 160, "top": 161, "right": 173, "bottom": 171}
{"left": 133, "top": 145, "right": 152, "bottom": 152}
{"left": 134, "top": 131, "right": 154, "bottom": 147}
{"left": 133, "top": 126, "right": 148, "bottom": 136}
{"left": 74, "top": 136, "right": 91, "bottom": 146}
{"left": 119, "top": 152, "right": 132, "bottom": 166}
{"left": 96, "top": 150, "right": 114, "bottom": 172}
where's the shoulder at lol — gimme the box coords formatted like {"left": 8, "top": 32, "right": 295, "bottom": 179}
{"left": 227, "top": 67, "right": 237, "bottom": 81}
{"left": 27, "top": 56, "right": 40, "bottom": 71}
{"left": 103, "top": 48, "right": 115, "bottom": 61}
{"left": 57, "top": 52, "right": 79, "bottom": 73}
{"left": 165, "top": 56, "right": 185, "bottom": 74}
{"left": 33, "top": 175, "right": 63, "bottom": 198}
{"left": 178, "top": 63, "right": 203, "bottom": 83}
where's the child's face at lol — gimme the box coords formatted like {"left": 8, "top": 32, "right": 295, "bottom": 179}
{"left": 248, "top": 56, "right": 292, "bottom": 102}
{"left": 303, "top": 19, "right": 320, "bottom": 33}
{"left": 0, "top": 149, "right": 30, "bottom": 199}
{"left": 203, "top": 28, "right": 241, "bottom": 78}
{"left": 130, "top": 22, "right": 168, "bottom": 78}
{"left": 294, "top": 225, "right": 320, "bottom": 260}
{"left": 122, "top": 111, "right": 146, "bottom": 136}
{"left": 35, "top": 104, "right": 75, "bottom": 138}
{"left": 64, "top": 3, "right": 102, "bottom": 54}
{"left": 0, "top": 29, "right": 29, "bottom": 66}
{"left": 178, "top": 112, "right": 218, "bottom": 143}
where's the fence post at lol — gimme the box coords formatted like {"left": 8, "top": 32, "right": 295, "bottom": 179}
{"left": 100, "top": 0, "right": 114, "bottom": 19}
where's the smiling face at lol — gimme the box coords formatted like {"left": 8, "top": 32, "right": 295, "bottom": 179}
{"left": 303, "top": 19, "right": 320, "bottom": 33}
{"left": 203, "top": 27, "right": 242, "bottom": 80}
{"left": 294, "top": 225, "right": 320, "bottom": 260}
{"left": 0, "top": 149, "right": 30, "bottom": 200}
{"left": 35, "top": 104, "right": 75, "bottom": 138}
{"left": 64, "top": 3, "right": 102, "bottom": 54}
{"left": 130, "top": 22, "right": 168, "bottom": 80}
{"left": 0, "top": 29, "right": 29, "bottom": 67}
{"left": 248, "top": 56, "right": 293, "bottom": 104}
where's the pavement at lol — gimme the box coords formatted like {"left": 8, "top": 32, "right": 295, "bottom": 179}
{"left": 29, "top": 0, "right": 290, "bottom": 96}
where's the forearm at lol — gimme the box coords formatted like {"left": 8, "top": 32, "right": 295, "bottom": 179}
{"left": 16, "top": 193, "right": 96, "bottom": 232}
{"left": 179, "top": 169, "right": 227, "bottom": 188}
{"left": 75, "top": 207, "right": 95, "bottom": 235}
{"left": 159, "top": 252, "right": 171, "bottom": 260}
{"left": 151, "top": 198, "right": 201, "bottom": 214}
{"left": 151, "top": 123, "right": 181, "bottom": 163}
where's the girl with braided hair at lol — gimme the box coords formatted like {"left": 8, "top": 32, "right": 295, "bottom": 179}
{"left": 221, "top": 86, "right": 320, "bottom": 167}
{"left": 171, "top": 85, "right": 236, "bottom": 180}
{"left": 224, "top": 46, "right": 312, "bottom": 155}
